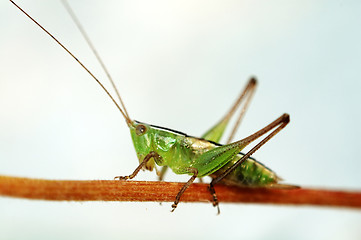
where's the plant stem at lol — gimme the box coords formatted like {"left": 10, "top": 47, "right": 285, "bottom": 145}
{"left": 1, "top": 175, "right": 361, "bottom": 209}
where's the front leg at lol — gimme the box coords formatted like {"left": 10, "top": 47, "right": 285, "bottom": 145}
{"left": 114, "top": 151, "right": 161, "bottom": 180}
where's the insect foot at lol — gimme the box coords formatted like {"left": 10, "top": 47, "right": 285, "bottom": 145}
{"left": 114, "top": 176, "right": 130, "bottom": 180}
{"left": 170, "top": 203, "right": 178, "bottom": 212}
{"left": 208, "top": 184, "right": 221, "bottom": 215}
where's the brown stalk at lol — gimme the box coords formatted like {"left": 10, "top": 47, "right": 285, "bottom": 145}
{"left": 0, "top": 175, "right": 361, "bottom": 209}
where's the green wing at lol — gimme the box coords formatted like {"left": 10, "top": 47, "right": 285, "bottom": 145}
{"left": 201, "top": 78, "right": 257, "bottom": 143}
{"left": 201, "top": 118, "right": 229, "bottom": 143}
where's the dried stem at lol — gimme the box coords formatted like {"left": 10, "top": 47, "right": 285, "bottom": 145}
{"left": 1, "top": 175, "right": 361, "bottom": 209}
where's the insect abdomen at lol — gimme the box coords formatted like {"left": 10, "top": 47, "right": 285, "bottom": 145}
{"left": 212, "top": 154, "right": 280, "bottom": 187}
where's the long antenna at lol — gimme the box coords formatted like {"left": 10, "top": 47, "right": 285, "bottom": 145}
{"left": 61, "top": 0, "right": 130, "bottom": 120}
{"left": 10, "top": 0, "right": 132, "bottom": 125}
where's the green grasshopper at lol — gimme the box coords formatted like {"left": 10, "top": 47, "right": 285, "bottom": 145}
{"left": 12, "top": 0, "right": 295, "bottom": 213}
{"left": 115, "top": 80, "right": 292, "bottom": 213}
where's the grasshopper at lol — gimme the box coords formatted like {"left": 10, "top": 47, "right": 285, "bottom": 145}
{"left": 11, "top": 0, "right": 296, "bottom": 213}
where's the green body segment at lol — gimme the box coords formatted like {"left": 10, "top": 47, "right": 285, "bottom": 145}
{"left": 130, "top": 121, "right": 279, "bottom": 186}
{"left": 211, "top": 154, "right": 280, "bottom": 186}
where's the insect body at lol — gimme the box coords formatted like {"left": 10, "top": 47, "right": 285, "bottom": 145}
{"left": 12, "top": 0, "right": 295, "bottom": 214}
{"left": 129, "top": 120, "right": 281, "bottom": 186}
{"left": 116, "top": 78, "right": 291, "bottom": 212}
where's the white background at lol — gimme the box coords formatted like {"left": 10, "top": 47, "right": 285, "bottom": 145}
{"left": 1, "top": 0, "right": 360, "bottom": 239}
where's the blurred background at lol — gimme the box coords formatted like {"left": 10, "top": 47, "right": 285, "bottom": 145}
{"left": 0, "top": 0, "right": 360, "bottom": 239}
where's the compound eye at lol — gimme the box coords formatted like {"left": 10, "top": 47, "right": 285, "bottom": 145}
{"left": 136, "top": 124, "right": 147, "bottom": 136}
